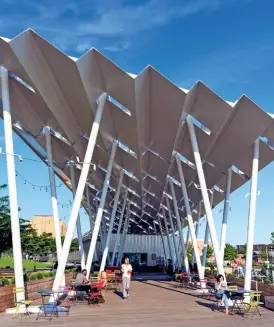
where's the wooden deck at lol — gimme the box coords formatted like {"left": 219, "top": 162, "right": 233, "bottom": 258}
{"left": 1, "top": 279, "right": 274, "bottom": 327}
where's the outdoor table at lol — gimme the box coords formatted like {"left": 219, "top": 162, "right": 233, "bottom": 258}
{"left": 69, "top": 282, "right": 92, "bottom": 304}
{"left": 36, "top": 289, "right": 68, "bottom": 321}
{"left": 227, "top": 289, "right": 250, "bottom": 315}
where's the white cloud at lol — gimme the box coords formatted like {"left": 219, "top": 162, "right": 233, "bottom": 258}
{"left": 0, "top": 0, "right": 235, "bottom": 54}
{"left": 77, "top": 0, "right": 220, "bottom": 37}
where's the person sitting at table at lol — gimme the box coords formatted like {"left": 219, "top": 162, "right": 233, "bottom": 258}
{"left": 75, "top": 268, "right": 90, "bottom": 295}
{"left": 215, "top": 274, "right": 230, "bottom": 315}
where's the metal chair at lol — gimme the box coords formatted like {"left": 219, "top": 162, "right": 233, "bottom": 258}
{"left": 244, "top": 291, "right": 262, "bottom": 317}
{"left": 13, "top": 287, "right": 32, "bottom": 319}
{"left": 88, "top": 280, "right": 105, "bottom": 308}
{"left": 57, "top": 286, "right": 72, "bottom": 316}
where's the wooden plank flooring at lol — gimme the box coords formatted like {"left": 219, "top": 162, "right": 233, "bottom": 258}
{"left": 1, "top": 280, "right": 274, "bottom": 327}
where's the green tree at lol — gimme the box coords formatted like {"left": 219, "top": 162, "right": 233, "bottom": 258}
{"left": 70, "top": 238, "right": 79, "bottom": 252}
{"left": 187, "top": 243, "right": 193, "bottom": 262}
{"left": 271, "top": 232, "right": 274, "bottom": 245}
{"left": 207, "top": 246, "right": 214, "bottom": 259}
{"left": 238, "top": 243, "right": 247, "bottom": 256}
{"left": 260, "top": 246, "right": 267, "bottom": 262}
{"left": 21, "top": 225, "right": 40, "bottom": 256}
{"left": 61, "top": 236, "right": 79, "bottom": 253}
{"left": 0, "top": 184, "right": 27, "bottom": 257}
{"left": 224, "top": 243, "right": 237, "bottom": 261}
{"left": 37, "top": 233, "right": 55, "bottom": 255}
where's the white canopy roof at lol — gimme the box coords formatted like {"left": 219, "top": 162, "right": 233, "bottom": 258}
{"left": 1, "top": 29, "right": 274, "bottom": 234}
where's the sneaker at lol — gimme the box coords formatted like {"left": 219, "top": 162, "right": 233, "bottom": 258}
{"left": 127, "top": 296, "right": 130, "bottom": 300}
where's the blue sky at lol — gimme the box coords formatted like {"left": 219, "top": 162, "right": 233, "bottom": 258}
{"left": 0, "top": 0, "right": 274, "bottom": 245}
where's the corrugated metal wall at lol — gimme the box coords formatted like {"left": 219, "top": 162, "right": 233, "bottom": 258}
{"left": 81, "top": 234, "right": 181, "bottom": 266}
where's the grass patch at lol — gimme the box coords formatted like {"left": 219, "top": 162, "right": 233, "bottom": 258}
{"left": 0, "top": 257, "right": 52, "bottom": 269}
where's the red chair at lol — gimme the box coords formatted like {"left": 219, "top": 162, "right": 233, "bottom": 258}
{"left": 88, "top": 280, "right": 105, "bottom": 308}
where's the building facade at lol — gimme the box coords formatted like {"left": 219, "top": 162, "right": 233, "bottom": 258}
{"left": 30, "top": 215, "right": 67, "bottom": 237}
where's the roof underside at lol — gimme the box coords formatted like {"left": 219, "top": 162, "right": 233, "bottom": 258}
{"left": 1, "top": 29, "right": 274, "bottom": 235}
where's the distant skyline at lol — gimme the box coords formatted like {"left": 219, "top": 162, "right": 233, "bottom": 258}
{"left": 1, "top": 0, "right": 274, "bottom": 245}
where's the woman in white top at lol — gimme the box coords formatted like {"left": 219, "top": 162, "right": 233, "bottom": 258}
{"left": 121, "top": 257, "right": 132, "bottom": 299}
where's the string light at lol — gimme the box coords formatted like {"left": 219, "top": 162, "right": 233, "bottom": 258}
{"left": 15, "top": 170, "right": 72, "bottom": 208}
{"left": 0, "top": 148, "right": 68, "bottom": 165}
{"left": 15, "top": 170, "right": 63, "bottom": 189}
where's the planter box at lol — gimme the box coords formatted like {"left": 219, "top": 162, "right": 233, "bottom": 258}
{"left": 265, "top": 296, "right": 274, "bottom": 311}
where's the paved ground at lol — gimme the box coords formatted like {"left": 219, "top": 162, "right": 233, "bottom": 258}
{"left": 1, "top": 279, "right": 274, "bottom": 327}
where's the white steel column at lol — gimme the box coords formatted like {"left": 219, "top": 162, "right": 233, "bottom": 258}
{"left": 70, "top": 164, "right": 86, "bottom": 269}
{"left": 110, "top": 189, "right": 128, "bottom": 266}
{"left": 202, "top": 191, "right": 214, "bottom": 269}
{"left": 85, "top": 185, "right": 98, "bottom": 261}
{"left": 53, "top": 93, "right": 106, "bottom": 290}
{"left": 176, "top": 154, "right": 203, "bottom": 278}
{"left": 100, "top": 219, "right": 105, "bottom": 255}
{"left": 186, "top": 115, "right": 224, "bottom": 276}
{"left": 158, "top": 216, "right": 168, "bottom": 266}
{"left": 169, "top": 180, "right": 189, "bottom": 272}
{"left": 100, "top": 170, "right": 124, "bottom": 272}
{"left": 117, "top": 203, "right": 130, "bottom": 265}
{"left": 162, "top": 207, "right": 175, "bottom": 272}
{"left": 186, "top": 228, "right": 190, "bottom": 251}
{"left": 166, "top": 196, "right": 180, "bottom": 270}
{"left": 192, "top": 202, "right": 201, "bottom": 266}
{"left": 45, "top": 127, "right": 62, "bottom": 263}
{"left": 220, "top": 167, "right": 232, "bottom": 263}
{"left": 244, "top": 139, "right": 260, "bottom": 291}
{"left": 85, "top": 140, "right": 118, "bottom": 277}
{"left": 85, "top": 185, "right": 94, "bottom": 233}
{"left": 1, "top": 66, "right": 24, "bottom": 302}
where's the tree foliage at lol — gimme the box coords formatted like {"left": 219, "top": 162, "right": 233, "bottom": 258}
{"left": 0, "top": 185, "right": 27, "bottom": 256}
{"left": 185, "top": 242, "right": 214, "bottom": 263}
{"left": 224, "top": 243, "right": 237, "bottom": 261}
{"left": 0, "top": 184, "right": 78, "bottom": 257}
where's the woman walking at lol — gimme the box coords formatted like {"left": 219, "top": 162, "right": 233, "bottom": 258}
{"left": 121, "top": 257, "right": 132, "bottom": 299}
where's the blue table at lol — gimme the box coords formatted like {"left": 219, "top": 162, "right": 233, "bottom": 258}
{"left": 228, "top": 289, "right": 250, "bottom": 315}
{"left": 36, "top": 289, "right": 69, "bottom": 321}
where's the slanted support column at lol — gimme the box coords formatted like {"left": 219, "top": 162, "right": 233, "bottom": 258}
{"left": 85, "top": 185, "right": 98, "bottom": 261}
{"left": 45, "top": 127, "right": 62, "bottom": 263}
{"left": 169, "top": 180, "right": 189, "bottom": 273}
{"left": 100, "top": 170, "right": 124, "bottom": 272}
{"left": 111, "top": 189, "right": 128, "bottom": 266}
{"left": 53, "top": 93, "right": 107, "bottom": 290}
{"left": 220, "top": 167, "right": 232, "bottom": 263}
{"left": 158, "top": 217, "right": 168, "bottom": 267}
{"left": 166, "top": 197, "right": 180, "bottom": 270}
{"left": 100, "top": 218, "right": 106, "bottom": 256}
{"left": 186, "top": 115, "right": 224, "bottom": 276}
{"left": 244, "top": 139, "right": 260, "bottom": 291}
{"left": 85, "top": 185, "right": 94, "bottom": 233}
{"left": 162, "top": 208, "right": 175, "bottom": 272}
{"left": 1, "top": 66, "right": 24, "bottom": 302}
{"left": 117, "top": 203, "right": 131, "bottom": 265}
{"left": 202, "top": 191, "right": 214, "bottom": 269}
{"left": 85, "top": 140, "right": 118, "bottom": 278}
{"left": 192, "top": 202, "right": 201, "bottom": 266}
{"left": 70, "top": 163, "right": 86, "bottom": 270}
{"left": 175, "top": 154, "right": 203, "bottom": 278}
{"left": 186, "top": 228, "right": 190, "bottom": 251}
